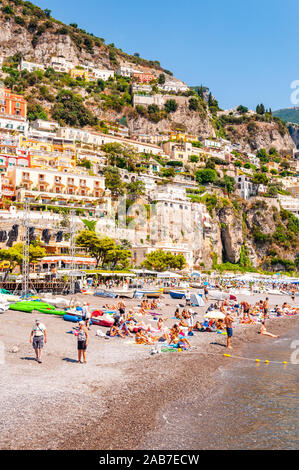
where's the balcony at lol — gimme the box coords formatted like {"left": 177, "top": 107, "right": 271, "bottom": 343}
{"left": 0, "top": 112, "right": 26, "bottom": 121}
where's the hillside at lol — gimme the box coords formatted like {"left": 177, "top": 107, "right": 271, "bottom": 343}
{"left": 217, "top": 112, "right": 295, "bottom": 153}
{"left": 0, "top": 0, "right": 295, "bottom": 149}
{"left": 273, "top": 107, "right": 299, "bottom": 124}
{"left": 208, "top": 199, "right": 299, "bottom": 272}
{"left": 0, "top": 1, "right": 172, "bottom": 75}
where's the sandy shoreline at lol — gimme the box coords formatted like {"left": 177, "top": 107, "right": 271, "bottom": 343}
{"left": 0, "top": 292, "right": 298, "bottom": 450}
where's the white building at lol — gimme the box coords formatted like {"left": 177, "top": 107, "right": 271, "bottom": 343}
{"left": 20, "top": 59, "right": 45, "bottom": 73}
{"left": 235, "top": 175, "right": 256, "bottom": 200}
{"left": 8, "top": 166, "right": 110, "bottom": 211}
{"left": 31, "top": 120, "right": 59, "bottom": 132}
{"left": 278, "top": 195, "right": 299, "bottom": 217}
{"left": 133, "top": 94, "right": 165, "bottom": 107}
{"left": 0, "top": 115, "right": 28, "bottom": 134}
{"left": 57, "top": 127, "right": 165, "bottom": 156}
{"left": 50, "top": 57, "right": 74, "bottom": 73}
{"left": 117, "top": 65, "right": 141, "bottom": 77}
{"left": 131, "top": 84, "right": 152, "bottom": 93}
{"left": 204, "top": 140, "right": 221, "bottom": 149}
{"left": 132, "top": 242, "right": 194, "bottom": 270}
{"left": 280, "top": 176, "right": 299, "bottom": 189}
{"left": 149, "top": 184, "right": 194, "bottom": 244}
{"left": 89, "top": 68, "right": 115, "bottom": 81}
{"left": 159, "top": 80, "right": 189, "bottom": 93}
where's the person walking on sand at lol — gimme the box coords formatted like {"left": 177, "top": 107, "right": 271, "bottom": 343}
{"left": 77, "top": 321, "right": 88, "bottom": 364}
{"left": 82, "top": 302, "right": 91, "bottom": 330}
{"left": 224, "top": 311, "right": 234, "bottom": 349}
{"left": 291, "top": 289, "right": 296, "bottom": 303}
{"left": 185, "top": 290, "right": 191, "bottom": 307}
{"left": 30, "top": 319, "right": 47, "bottom": 363}
{"left": 204, "top": 285, "right": 209, "bottom": 302}
{"left": 241, "top": 301, "right": 251, "bottom": 321}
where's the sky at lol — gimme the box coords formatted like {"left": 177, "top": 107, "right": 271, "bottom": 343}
{"left": 33, "top": 0, "right": 299, "bottom": 111}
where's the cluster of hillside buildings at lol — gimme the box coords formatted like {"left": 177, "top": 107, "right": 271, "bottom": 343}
{"left": 18, "top": 56, "right": 188, "bottom": 93}
{"left": 0, "top": 84, "right": 298, "bottom": 272}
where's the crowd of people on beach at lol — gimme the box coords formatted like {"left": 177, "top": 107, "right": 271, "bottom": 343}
{"left": 28, "top": 284, "right": 298, "bottom": 363}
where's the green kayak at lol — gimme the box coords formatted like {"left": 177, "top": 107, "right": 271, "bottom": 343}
{"left": 9, "top": 301, "right": 66, "bottom": 316}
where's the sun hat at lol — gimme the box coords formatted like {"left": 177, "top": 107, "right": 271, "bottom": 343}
{"left": 35, "top": 319, "right": 41, "bottom": 323}
{"left": 79, "top": 320, "right": 85, "bottom": 325}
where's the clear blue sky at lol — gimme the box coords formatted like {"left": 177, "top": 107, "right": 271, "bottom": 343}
{"left": 33, "top": 0, "right": 298, "bottom": 111}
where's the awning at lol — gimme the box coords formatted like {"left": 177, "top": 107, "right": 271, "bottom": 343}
{"left": 157, "top": 271, "right": 183, "bottom": 278}
{"left": 41, "top": 256, "right": 96, "bottom": 264}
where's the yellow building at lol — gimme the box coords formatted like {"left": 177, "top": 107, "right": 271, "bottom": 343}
{"left": 50, "top": 154, "right": 76, "bottom": 172}
{"left": 70, "top": 69, "right": 90, "bottom": 81}
{"left": 169, "top": 132, "right": 198, "bottom": 143}
{"left": 53, "top": 141, "right": 76, "bottom": 156}
{"left": 30, "top": 153, "right": 53, "bottom": 169}
{"left": 19, "top": 135, "right": 53, "bottom": 153}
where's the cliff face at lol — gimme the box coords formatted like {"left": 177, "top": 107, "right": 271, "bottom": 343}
{"left": 192, "top": 198, "right": 298, "bottom": 271}
{"left": 126, "top": 104, "right": 215, "bottom": 137}
{"left": 288, "top": 124, "right": 299, "bottom": 149}
{"left": 224, "top": 120, "right": 295, "bottom": 154}
{"left": 0, "top": 10, "right": 167, "bottom": 74}
{"left": 218, "top": 206, "right": 243, "bottom": 264}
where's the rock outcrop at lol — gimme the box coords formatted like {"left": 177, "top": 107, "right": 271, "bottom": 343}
{"left": 218, "top": 206, "right": 243, "bottom": 263}
{"left": 224, "top": 121, "right": 295, "bottom": 154}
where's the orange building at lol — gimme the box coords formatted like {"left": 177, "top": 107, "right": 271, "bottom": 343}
{"left": 0, "top": 88, "right": 27, "bottom": 119}
{"left": 132, "top": 72, "right": 155, "bottom": 83}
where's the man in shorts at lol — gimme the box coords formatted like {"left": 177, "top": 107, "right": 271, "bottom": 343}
{"left": 263, "top": 298, "right": 269, "bottom": 320}
{"left": 224, "top": 311, "right": 234, "bottom": 349}
{"left": 30, "top": 319, "right": 47, "bottom": 363}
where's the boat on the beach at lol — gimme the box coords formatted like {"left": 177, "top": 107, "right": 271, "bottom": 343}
{"left": 169, "top": 290, "right": 186, "bottom": 299}
{"left": 112, "top": 289, "right": 135, "bottom": 299}
{"left": 190, "top": 282, "right": 202, "bottom": 288}
{"left": 134, "top": 289, "right": 161, "bottom": 299}
{"left": 39, "top": 294, "right": 70, "bottom": 308}
{"left": 94, "top": 289, "right": 117, "bottom": 298}
{"left": 229, "top": 289, "right": 252, "bottom": 296}
{"left": 209, "top": 290, "right": 229, "bottom": 301}
{"left": 91, "top": 311, "right": 115, "bottom": 327}
{"left": 265, "top": 289, "right": 285, "bottom": 295}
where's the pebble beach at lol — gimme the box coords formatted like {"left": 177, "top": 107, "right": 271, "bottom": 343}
{"left": 0, "top": 291, "right": 298, "bottom": 450}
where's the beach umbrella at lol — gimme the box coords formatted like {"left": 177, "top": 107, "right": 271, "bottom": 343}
{"left": 204, "top": 311, "right": 225, "bottom": 319}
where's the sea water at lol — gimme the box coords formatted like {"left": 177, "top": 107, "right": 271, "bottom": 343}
{"left": 141, "top": 325, "right": 299, "bottom": 450}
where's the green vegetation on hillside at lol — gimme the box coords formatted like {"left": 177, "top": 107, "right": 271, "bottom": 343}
{"left": 0, "top": 0, "right": 171, "bottom": 74}
{"left": 273, "top": 108, "right": 299, "bottom": 124}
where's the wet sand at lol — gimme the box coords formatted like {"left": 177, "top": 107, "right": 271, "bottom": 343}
{"left": 0, "top": 292, "right": 297, "bottom": 450}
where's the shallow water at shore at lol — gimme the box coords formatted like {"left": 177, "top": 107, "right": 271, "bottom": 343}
{"left": 142, "top": 325, "right": 299, "bottom": 450}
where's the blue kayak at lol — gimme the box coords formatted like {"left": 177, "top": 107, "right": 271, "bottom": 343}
{"left": 169, "top": 291, "right": 186, "bottom": 299}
